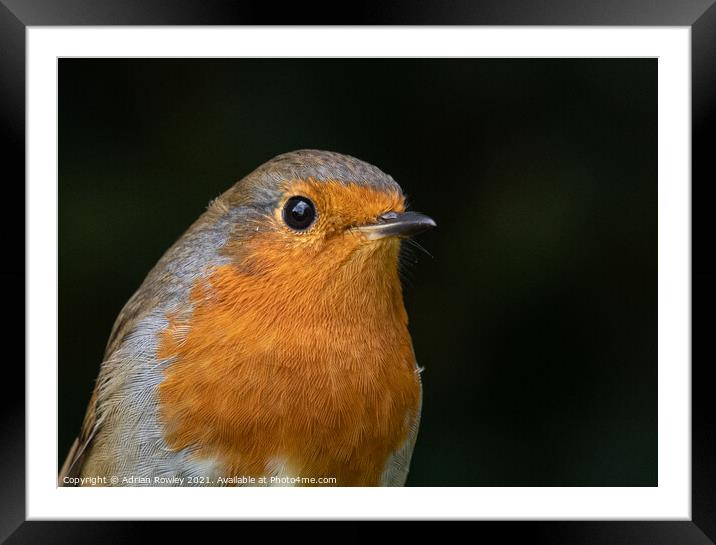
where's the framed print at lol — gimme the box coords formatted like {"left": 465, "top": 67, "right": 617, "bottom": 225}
{"left": 3, "top": 0, "right": 715, "bottom": 542}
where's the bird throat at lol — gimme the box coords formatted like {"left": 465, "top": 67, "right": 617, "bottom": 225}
{"left": 156, "top": 235, "right": 421, "bottom": 486}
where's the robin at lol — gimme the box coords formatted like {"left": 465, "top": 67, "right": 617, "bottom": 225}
{"left": 59, "top": 150, "right": 435, "bottom": 487}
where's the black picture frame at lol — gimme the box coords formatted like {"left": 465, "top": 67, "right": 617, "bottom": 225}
{"left": 3, "top": 1, "right": 714, "bottom": 542}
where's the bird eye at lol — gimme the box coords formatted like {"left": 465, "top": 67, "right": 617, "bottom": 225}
{"left": 282, "top": 196, "right": 316, "bottom": 231}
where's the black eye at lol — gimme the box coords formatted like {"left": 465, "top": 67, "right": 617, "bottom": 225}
{"left": 282, "top": 196, "right": 316, "bottom": 231}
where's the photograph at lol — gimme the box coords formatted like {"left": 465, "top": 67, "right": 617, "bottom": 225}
{"left": 58, "top": 58, "right": 657, "bottom": 488}
{"left": 2, "top": 4, "right": 707, "bottom": 539}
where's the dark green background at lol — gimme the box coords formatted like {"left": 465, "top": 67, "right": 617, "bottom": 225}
{"left": 59, "top": 58, "right": 657, "bottom": 486}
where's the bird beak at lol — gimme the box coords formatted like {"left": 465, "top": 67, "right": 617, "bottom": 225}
{"left": 355, "top": 211, "right": 437, "bottom": 240}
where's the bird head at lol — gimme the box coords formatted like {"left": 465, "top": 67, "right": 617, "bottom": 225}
{"left": 214, "top": 150, "right": 435, "bottom": 298}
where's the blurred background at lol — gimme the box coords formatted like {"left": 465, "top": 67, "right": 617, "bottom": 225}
{"left": 59, "top": 58, "right": 656, "bottom": 486}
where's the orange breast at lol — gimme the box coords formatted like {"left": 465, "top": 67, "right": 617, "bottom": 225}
{"left": 157, "top": 234, "right": 420, "bottom": 486}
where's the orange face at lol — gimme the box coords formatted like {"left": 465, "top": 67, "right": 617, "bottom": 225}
{"left": 227, "top": 177, "right": 407, "bottom": 276}
{"left": 157, "top": 177, "right": 422, "bottom": 485}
